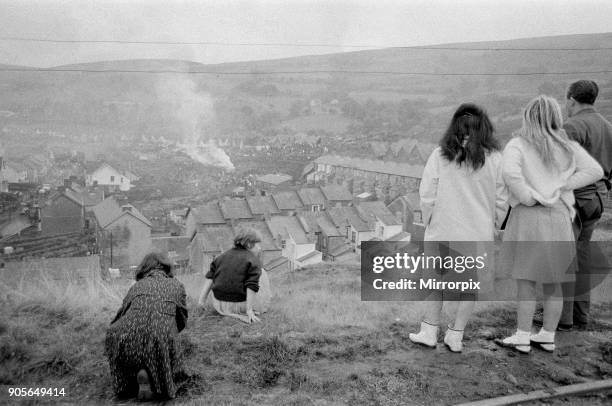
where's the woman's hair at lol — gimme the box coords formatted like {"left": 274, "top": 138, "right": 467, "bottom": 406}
{"left": 516, "top": 95, "right": 573, "bottom": 168}
{"left": 233, "top": 227, "right": 262, "bottom": 250}
{"left": 439, "top": 103, "right": 499, "bottom": 170}
{"left": 135, "top": 252, "right": 173, "bottom": 280}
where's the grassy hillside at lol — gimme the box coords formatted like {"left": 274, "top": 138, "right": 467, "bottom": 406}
{"left": 1, "top": 258, "right": 611, "bottom": 404}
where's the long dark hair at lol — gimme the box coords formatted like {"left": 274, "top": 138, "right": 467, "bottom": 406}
{"left": 439, "top": 103, "right": 499, "bottom": 170}
{"left": 135, "top": 252, "right": 173, "bottom": 280}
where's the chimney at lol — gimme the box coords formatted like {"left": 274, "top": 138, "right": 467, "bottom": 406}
{"left": 121, "top": 205, "right": 132, "bottom": 212}
{"left": 58, "top": 186, "right": 66, "bottom": 193}
{"left": 64, "top": 179, "right": 72, "bottom": 189}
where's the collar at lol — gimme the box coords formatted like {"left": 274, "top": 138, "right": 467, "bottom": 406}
{"left": 573, "top": 106, "right": 596, "bottom": 116}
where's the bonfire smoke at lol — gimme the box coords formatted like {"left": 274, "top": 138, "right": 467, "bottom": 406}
{"left": 155, "top": 75, "right": 234, "bottom": 171}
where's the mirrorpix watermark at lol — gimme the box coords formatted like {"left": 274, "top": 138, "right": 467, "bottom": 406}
{"left": 360, "top": 240, "right": 612, "bottom": 301}
{"left": 361, "top": 241, "right": 494, "bottom": 301}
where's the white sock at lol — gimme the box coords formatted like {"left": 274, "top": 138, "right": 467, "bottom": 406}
{"left": 533, "top": 328, "right": 555, "bottom": 342}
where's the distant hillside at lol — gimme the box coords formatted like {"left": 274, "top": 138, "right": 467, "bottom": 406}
{"left": 0, "top": 32, "right": 611, "bottom": 146}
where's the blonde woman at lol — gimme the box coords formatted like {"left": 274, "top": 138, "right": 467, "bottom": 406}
{"left": 498, "top": 95, "right": 603, "bottom": 354}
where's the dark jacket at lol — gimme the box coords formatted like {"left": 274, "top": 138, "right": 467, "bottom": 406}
{"left": 564, "top": 107, "right": 612, "bottom": 197}
{"left": 206, "top": 247, "right": 261, "bottom": 302}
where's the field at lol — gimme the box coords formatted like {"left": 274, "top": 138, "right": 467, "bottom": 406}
{"left": 1, "top": 256, "right": 612, "bottom": 405}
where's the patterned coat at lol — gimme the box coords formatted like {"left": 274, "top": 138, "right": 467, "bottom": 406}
{"left": 105, "top": 269, "right": 188, "bottom": 399}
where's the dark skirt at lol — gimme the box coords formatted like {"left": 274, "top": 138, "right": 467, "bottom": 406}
{"left": 105, "top": 304, "right": 180, "bottom": 399}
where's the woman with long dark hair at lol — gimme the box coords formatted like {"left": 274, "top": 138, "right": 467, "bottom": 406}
{"left": 105, "top": 252, "right": 188, "bottom": 400}
{"left": 409, "top": 103, "right": 508, "bottom": 352}
{"left": 497, "top": 95, "right": 602, "bottom": 354}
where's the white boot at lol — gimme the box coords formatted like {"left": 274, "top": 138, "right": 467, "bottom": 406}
{"left": 497, "top": 330, "right": 531, "bottom": 354}
{"left": 408, "top": 321, "right": 439, "bottom": 348}
{"left": 444, "top": 326, "right": 464, "bottom": 353}
{"left": 530, "top": 328, "right": 555, "bottom": 352}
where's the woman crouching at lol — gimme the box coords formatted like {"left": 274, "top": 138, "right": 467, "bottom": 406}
{"left": 198, "top": 227, "right": 271, "bottom": 323}
{"left": 105, "top": 253, "right": 188, "bottom": 401}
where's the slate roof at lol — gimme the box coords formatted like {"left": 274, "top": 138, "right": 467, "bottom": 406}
{"left": 246, "top": 196, "right": 280, "bottom": 216}
{"left": 328, "top": 206, "right": 370, "bottom": 232}
{"left": 91, "top": 197, "right": 151, "bottom": 228}
{"left": 271, "top": 191, "right": 303, "bottom": 211}
{"left": 328, "top": 243, "right": 354, "bottom": 257}
{"left": 266, "top": 216, "right": 309, "bottom": 244}
{"left": 357, "top": 201, "right": 402, "bottom": 226}
{"left": 297, "top": 187, "right": 326, "bottom": 206}
{"left": 256, "top": 173, "right": 292, "bottom": 185}
{"left": 190, "top": 202, "right": 226, "bottom": 225}
{"left": 264, "top": 256, "right": 288, "bottom": 270}
{"left": 219, "top": 199, "right": 253, "bottom": 220}
{"left": 298, "top": 212, "right": 342, "bottom": 237}
{"left": 320, "top": 184, "right": 353, "bottom": 202}
{"left": 297, "top": 250, "right": 321, "bottom": 262}
{"left": 314, "top": 155, "right": 424, "bottom": 178}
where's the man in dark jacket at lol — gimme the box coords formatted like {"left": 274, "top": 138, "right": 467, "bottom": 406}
{"left": 560, "top": 80, "right": 612, "bottom": 330}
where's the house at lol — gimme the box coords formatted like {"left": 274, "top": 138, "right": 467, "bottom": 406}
{"left": 91, "top": 197, "right": 152, "bottom": 267}
{"left": 271, "top": 191, "right": 304, "bottom": 215}
{"left": 236, "top": 220, "right": 282, "bottom": 267}
{"left": 387, "top": 192, "right": 422, "bottom": 234}
{"left": 87, "top": 163, "right": 132, "bottom": 191}
{"left": 297, "top": 211, "right": 346, "bottom": 259}
{"left": 169, "top": 208, "right": 189, "bottom": 226}
{"left": 219, "top": 199, "right": 253, "bottom": 222}
{"left": 328, "top": 206, "right": 373, "bottom": 251}
{"left": 356, "top": 201, "right": 404, "bottom": 241}
{"left": 320, "top": 184, "right": 353, "bottom": 207}
{"left": 188, "top": 224, "right": 234, "bottom": 274}
{"left": 151, "top": 236, "right": 191, "bottom": 273}
{"left": 40, "top": 187, "right": 86, "bottom": 236}
{"left": 266, "top": 215, "right": 321, "bottom": 270}
{"left": 255, "top": 173, "right": 292, "bottom": 192}
{"left": 297, "top": 187, "right": 326, "bottom": 211}
{"left": 246, "top": 195, "right": 280, "bottom": 219}
{"left": 185, "top": 202, "right": 226, "bottom": 238}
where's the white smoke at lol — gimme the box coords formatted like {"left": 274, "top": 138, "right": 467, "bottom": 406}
{"left": 155, "top": 75, "right": 234, "bottom": 171}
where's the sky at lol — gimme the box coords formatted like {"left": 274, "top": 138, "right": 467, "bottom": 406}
{"left": 0, "top": 0, "right": 611, "bottom": 67}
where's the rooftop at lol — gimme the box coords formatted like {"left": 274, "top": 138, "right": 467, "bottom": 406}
{"left": 314, "top": 155, "right": 424, "bottom": 179}
{"left": 266, "top": 216, "right": 309, "bottom": 244}
{"left": 328, "top": 206, "right": 370, "bottom": 232}
{"left": 297, "top": 187, "right": 326, "bottom": 206}
{"left": 320, "top": 184, "right": 353, "bottom": 202}
{"left": 246, "top": 195, "right": 280, "bottom": 216}
{"left": 256, "top": 173, "right": 293, "bottom": 185}
{"left": 190, "top": 202, "right": 226, "bottom": 225}
{"left": 271, "top": 191, "right": 304, "bottom": 211}
{"left": 219, "top": 199, "right": 253, "bottom": 220}
{"left": 357, "top": 201, "right": 402, "bottom": 227}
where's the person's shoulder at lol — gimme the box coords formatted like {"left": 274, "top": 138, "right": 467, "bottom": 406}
{"left": 503, "top": 137, "right": 523, "bottom": 150}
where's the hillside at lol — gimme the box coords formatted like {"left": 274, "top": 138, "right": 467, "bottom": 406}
{"left": 1, "top": 262, "right": 611, "bottom": 404}
{"left": 1, "top": 32, "right": 611, "bottom": 150}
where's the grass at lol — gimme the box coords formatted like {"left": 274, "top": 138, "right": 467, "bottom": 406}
{"left": 1, "top": 252, "right": 612, "bottom": 404}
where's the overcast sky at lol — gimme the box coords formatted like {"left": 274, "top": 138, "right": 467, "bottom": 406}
{"left": 0, "top": 0, "right": 611, "bottom": 67}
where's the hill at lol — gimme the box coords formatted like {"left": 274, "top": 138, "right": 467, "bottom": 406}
{"left": 1, "top": 261, "right": 611, "bottom": 404}
{"left": 0, "top": 32, "right": 611, "bottom": 148}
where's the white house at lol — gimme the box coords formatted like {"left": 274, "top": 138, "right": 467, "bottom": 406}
{"left": 87, "top": 163, "right": 132, "bottom": 191}
{"left": 266, "top": 216, "right": 322, "bottom": 270}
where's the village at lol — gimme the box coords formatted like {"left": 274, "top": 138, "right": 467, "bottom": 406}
{"left": 0, "top": 132, "right": 443, "bottom": 278}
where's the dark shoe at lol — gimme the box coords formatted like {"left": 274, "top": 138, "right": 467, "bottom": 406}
{"left": 556, "top": 323, "right": 573, "bottom": 332}
{"left": 137, "top": 369, "right": 153, "bottom": 401}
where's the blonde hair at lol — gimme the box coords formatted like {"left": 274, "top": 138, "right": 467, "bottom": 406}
{"left": 516, "top": 95, "right": 572, "bottom": 168}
